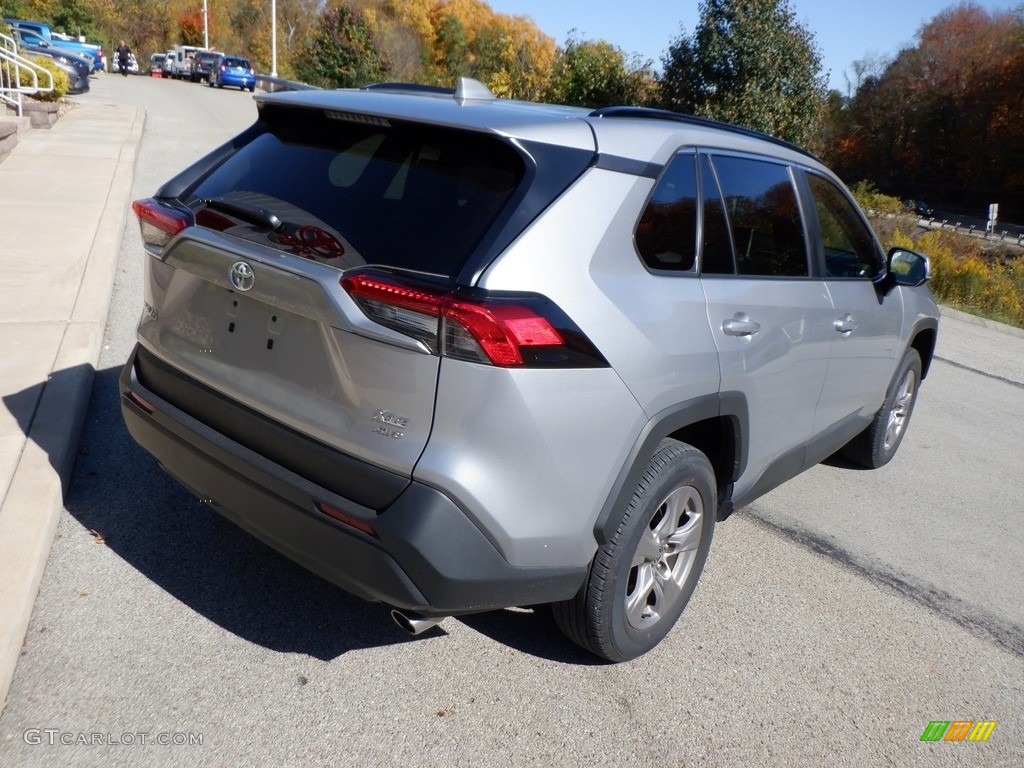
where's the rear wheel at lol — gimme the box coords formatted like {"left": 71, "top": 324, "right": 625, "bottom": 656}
{"left": 552, "top": 439, "right": 716, "bottom": 661}
{"left": 841, "top": 348, "right": 922, "bottom": 468}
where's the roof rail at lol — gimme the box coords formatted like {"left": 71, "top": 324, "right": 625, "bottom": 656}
{"left": 588, "top": 106, "right": 818, "bottom": 161}
{"left": 361, "top": 82, "right": 454, "bottom": 95}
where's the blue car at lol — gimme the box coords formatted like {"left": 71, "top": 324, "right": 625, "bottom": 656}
{"left": 208, "top": 55, "right": 255, "bottom": 91}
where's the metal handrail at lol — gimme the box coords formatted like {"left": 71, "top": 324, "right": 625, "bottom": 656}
{"left": 0, "top": 31, "right": 54, "bottom": 117}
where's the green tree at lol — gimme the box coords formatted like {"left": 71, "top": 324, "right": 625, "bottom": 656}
{"left": 294, "top": 3, "right": 390, "bottom": 89}
{"left": 51, "top": 0, "right": 95, "bottom": 36}
{"left": 432, "top": 12, "right": 469, "bottom": 84}
{"left": 546, "top": 32, "right": 653, "bottom": 108}
{"left": 659, "top": 0, "right": 827, "bottom": 148}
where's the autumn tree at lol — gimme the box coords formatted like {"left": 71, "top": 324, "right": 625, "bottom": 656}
{"left": 659, "top": 0, "right": 827, "bottom": 148}
{"left": 827, "top": 2, "right": 1024, "bottom": 219}
{"left": 356, "top": 0, "right": 433, "bottom": 81}
{"left": 468, "top": 14, "right": 554, "bottom": 100}
{"left": 294, "top": 3, "right": 390, "bottom": 89}
{"left": 546, "top": 32, "right": 654, "bottom": 108}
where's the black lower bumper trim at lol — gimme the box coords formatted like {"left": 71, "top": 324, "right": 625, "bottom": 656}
{"left": 120, "top": 345, "right": 587, "bottom": 613}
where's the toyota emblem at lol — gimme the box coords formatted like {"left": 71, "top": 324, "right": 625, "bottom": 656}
{"left": 229, "top": 261, "right": 255, "bottom": 292}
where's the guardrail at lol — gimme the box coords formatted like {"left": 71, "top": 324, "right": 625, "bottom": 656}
{"left": 0, "top": 31, "right": 53, "bottom": 116}
{"left": 918, "top": 216, "right": 1024, "bottom": 247}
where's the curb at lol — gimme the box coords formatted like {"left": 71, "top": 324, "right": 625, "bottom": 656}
{"left": 0, "top": 104, "right": 145, "bottom": 712}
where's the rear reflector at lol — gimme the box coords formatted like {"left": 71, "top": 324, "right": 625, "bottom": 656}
{"left": 341, "top": 272, "right": 607, "bottom": 369}
{"left": 125, "top": 390, "right": 155, "bottom": 414}
{"left": 316, "top": 501, "right": 378, "bottom": 537}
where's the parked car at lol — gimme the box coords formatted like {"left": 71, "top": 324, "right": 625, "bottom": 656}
{"left": 122, "top": 78, "right": 939, "bottom": 662}
{"left": 5, "top": 19, "right": 104, "bottom": 71}
{"left": 111, "top": 52, "right": 139, "bottom": 75}
{"left": 51, "top": 31, "right": 104, "bottom": 71}
{"left": 20, "top": 44, "right": 91, "bottom": 94}
{"left": 208, "top": 54, "right": 255, "bottom": 91}
{"left": 189, "top": 50, "right": 220, "bottom": 82}
{"left": 149, "top": 52, "right": 166, "bottom": 76}
{"left": 10, "top": 27, "right": 94, "bottom": 70}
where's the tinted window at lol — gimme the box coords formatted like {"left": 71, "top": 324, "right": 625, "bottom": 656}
{"left": 223, "top": 58, "right": 249, "bottom": 68}
{"left": 806, "top": 173, "right": 884, "bottom": 278}
{"left": 188, "top": 109, "right": 524, "bottom": 277}
{"left": 711, "top": 155, "right": 808, "bottom": 277}
{"left": 635, "top": 153, "right": 697, "bottom": 271}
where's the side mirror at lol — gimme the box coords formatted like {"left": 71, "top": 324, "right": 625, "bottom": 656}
{"left": 886, "top": 247, "right": 931, "bottom": 287}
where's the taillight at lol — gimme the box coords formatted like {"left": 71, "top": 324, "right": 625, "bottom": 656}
{"left": 341, "top": 272, "right": 607, "bottom": 368}
{"left": 132, "top": 197, "right": 190, "bottom": 247}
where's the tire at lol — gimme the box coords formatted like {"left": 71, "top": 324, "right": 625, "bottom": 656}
{"left": 248, "top": 85, "right": 255, "bottom": 92}
{"left": 552, "top": 439, "right": 716, "bottom": 662}
{"left": 841, "top": 348, "right": 922, "bottom": 468}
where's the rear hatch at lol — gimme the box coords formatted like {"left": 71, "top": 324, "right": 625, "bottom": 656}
{"left": 133, "top": 99, "right": 573, "bottom": 498}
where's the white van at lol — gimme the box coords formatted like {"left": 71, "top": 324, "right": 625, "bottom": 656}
{"left": 165, "top": 45, "right": 203, "bottom": 80}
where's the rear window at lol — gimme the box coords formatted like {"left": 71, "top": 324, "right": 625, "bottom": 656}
{"left": 222, "top": 58, "right": 249, "bottom": 68}
{"left": 188, "top": 107, "right": 525, "bottom": 277}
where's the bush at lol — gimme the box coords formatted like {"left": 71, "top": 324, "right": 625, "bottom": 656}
{"left": 849, "top": 181, "right": 904, "bottom": 215}
{"left": 886, "top": 228, "right": 1024, "bottom": 326}
{"left": 27, "top": 55, "right": 69, "bottom": 101}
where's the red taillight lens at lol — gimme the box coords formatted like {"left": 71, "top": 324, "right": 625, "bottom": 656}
{"left": 444, "top": 299, "right": 563, "bottom": 366}
{"left": 341, "top": 273, "right": 604, "bottom": 368}
{"left": 132, "top": 198, "right": 190, "bottom": 247}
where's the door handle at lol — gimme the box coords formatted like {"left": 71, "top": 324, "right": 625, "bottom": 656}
{"left": 723, "top": 315, "right": 761, "bottom": 337}
{"left": 834, "top": 314, "right": 856, "bottom": 334}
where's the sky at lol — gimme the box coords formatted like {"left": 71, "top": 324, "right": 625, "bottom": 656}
{"left": 485, "top": 0, "right": 1017, "bottom": 92}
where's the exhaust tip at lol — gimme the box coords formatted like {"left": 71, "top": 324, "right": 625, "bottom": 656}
{"left": 391, "top": 609, "right": 445, "bottom": 636}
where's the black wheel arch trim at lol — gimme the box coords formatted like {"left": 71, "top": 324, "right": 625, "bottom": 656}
{"left": 593, "top": 392, "right": 748, "bottom": 544}
{"left": 909, "top": 317, "right": 939, "bottom": 379}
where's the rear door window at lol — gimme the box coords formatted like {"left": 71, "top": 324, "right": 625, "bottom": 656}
{"left": 708, "top": 155, "right": 809, "bottom": 277}
{"left": 188, "top": 109, "right": 524, "bottom": 278}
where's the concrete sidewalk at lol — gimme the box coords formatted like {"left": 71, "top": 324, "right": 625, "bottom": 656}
{"left": 0, "top": 95, "right": 143, "bottom": 709}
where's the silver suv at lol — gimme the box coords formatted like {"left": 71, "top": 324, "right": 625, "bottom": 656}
{"left": 121, "top": 78, "right": 939, "bottom": 661}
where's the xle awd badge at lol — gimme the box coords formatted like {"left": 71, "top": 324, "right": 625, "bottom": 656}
{"left": 229, "top": 261, "right": 255, "bottom": 292}
{"left": 372, "top": 409, "right": 407, "bottom": 439}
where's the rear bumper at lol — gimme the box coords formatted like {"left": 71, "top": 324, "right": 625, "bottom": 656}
{"left": 119, "top": 344, "right": 585, "bottom": 614}
{"left": 220, "top": 75, "right": 255, "bottom": 88}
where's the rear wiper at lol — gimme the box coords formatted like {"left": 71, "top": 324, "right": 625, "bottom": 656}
{"left": 203, "top": 197, "right": 282, "bottom": 230}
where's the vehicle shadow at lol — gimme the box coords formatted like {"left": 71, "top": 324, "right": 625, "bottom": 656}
{"left": 41, "top": 364, "right": 594, "bottom": 664}
{"left": 62, "top": 367, "right": 404, "bottom": 660}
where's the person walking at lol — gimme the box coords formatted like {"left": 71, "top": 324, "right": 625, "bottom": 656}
{"left": 116, "top": 40, "right": 131, "bottom": 76}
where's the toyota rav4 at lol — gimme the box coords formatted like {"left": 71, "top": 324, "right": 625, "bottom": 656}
{"left": 121, "top": 78, "right": 939, "bottom": 661}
